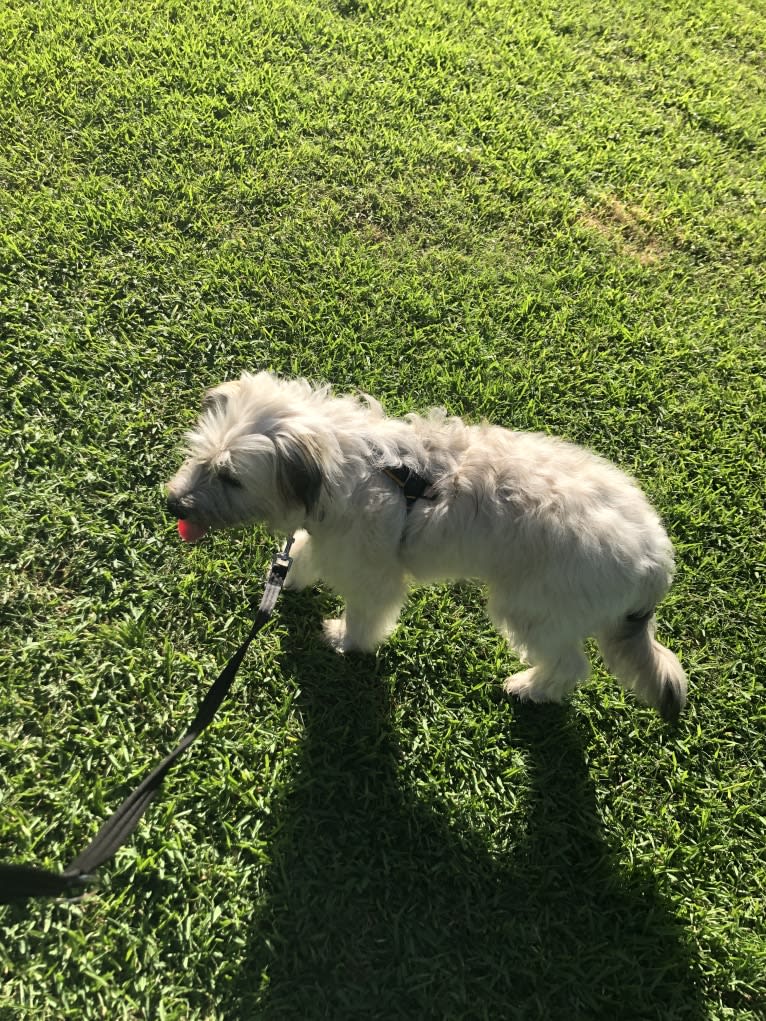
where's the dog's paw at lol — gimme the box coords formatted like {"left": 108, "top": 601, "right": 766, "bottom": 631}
{"left": 502, "top": 669, "right": 554, "bottom": 704}
{"left": 322, "top": 618, "right": 352, "bottom": 653}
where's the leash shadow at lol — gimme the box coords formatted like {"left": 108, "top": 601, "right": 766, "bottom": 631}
{"left": 224, "top": 597, "right": 704, "bottom": 1020}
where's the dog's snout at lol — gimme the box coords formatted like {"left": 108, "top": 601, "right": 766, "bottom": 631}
{"left": 166, "top": 495, "right": 188, "bottom": 519}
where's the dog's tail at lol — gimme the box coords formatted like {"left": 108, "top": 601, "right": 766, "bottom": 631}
{"left": 597, "top": 611, "right": 687, "bottom": 722}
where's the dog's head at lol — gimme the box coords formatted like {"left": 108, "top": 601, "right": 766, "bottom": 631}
{"left": 165, "top": 372, "right": 330, "bottom": 541}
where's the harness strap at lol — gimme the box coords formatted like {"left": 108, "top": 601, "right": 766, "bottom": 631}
{"left": 381, "top": 465, "right": 436, "bottom": 511}
{"left": 0, "top": 538, "right": 294, "bottom": 904}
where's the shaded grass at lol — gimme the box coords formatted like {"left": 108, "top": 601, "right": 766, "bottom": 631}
{"left": 1, "top": 0, "right": 765, "bottom": 1017}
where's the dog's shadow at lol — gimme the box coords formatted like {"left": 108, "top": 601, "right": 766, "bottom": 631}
{"left": 224, "top": 598, "right": 703, "bottom": 1020}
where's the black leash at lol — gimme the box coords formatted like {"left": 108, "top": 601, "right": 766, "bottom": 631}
{"left": 0, "top": 538, "right": 294, "bottom": 905}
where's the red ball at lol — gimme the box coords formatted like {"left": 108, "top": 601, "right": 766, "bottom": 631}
{"left": 177, "top": 519, "right": 208, "bottom": 544}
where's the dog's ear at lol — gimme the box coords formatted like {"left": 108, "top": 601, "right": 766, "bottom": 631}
{"left": 273, "top": 432, "right": 324, "bottom": 514}
{"left": 202, "top": 381, "right": 239, "bottom": 415}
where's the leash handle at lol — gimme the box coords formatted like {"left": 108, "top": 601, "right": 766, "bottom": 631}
{"left": 0, "top": 538, "right": 293, "bottom": 905}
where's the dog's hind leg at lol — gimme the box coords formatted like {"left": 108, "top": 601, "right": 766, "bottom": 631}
{"left": 502, "top": 642, "right": 591, "bottom": 704}
{"left": 487, "top": 596, "right": 590, "bottom": 704}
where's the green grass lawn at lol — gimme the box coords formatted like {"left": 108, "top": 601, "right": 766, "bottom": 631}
{"left": 1, "top": 0, "right": 765, "bottom": 1016}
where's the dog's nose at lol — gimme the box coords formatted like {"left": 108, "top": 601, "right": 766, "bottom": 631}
{"left": 166, "top": 495, "right": 187, "bottom": 519}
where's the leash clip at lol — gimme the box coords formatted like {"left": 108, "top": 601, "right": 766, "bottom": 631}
{"left": 271, "top": 536, "right": 295, "bottom": 582}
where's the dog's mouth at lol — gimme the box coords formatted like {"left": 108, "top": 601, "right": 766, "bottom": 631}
{"left": 177, "top": 519, "right": 210, "bottom": 544}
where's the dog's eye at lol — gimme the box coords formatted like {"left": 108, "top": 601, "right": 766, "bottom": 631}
{"left": 218, "top": 469, "right": 242, "bottom": 488}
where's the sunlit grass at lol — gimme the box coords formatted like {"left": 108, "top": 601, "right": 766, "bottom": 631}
{"left": 1, "top": 0, "right": 764, "bottom": 1017}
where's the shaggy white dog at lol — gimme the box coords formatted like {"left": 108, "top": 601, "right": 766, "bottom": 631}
{"left": 166, "top": 372, "right": 687, "bottom": 720}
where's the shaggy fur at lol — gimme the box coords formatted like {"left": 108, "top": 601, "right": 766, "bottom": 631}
{"left": 166, "top": 372, "right": 687, "bottom": 720}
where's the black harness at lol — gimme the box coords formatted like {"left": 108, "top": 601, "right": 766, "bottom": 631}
{"left": 381, "top": 465, "right": 436, "bottom": 511}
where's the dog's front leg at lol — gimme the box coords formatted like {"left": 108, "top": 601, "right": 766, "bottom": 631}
{"left": 322, "top": 571, "right": 407, "bottom": 653}
{"left": 283, "top": 529, "right": 320, "bottom": 591}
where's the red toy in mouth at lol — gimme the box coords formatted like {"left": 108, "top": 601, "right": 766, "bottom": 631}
{"left": 177, "top": 519, "right": 209, "bottom": 544}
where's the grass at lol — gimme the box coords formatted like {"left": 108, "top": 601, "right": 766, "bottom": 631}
{"left": 1, "top": 0, "right": 765, "bottom": 1016}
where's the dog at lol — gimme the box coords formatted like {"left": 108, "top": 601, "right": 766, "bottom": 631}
{"left": 166, "top": 372, "right": 687, "bottom": 720}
